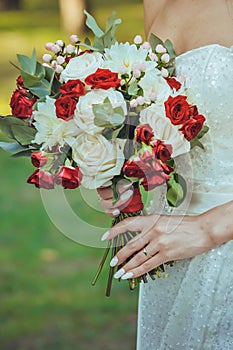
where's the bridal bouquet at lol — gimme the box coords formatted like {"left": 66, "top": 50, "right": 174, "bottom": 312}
{"left": 0, "top": 11, "right": 208, "bottom": 296}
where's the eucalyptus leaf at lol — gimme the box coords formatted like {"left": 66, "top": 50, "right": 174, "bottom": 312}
{"left": 84, "top": 37, "right": 91, "bottom": 46}
{"left": 128, "top": 81, "right": 139, "bottom": 96}
{"left": 149, "top": 33, "right": 164, "bottom": 51}
{"left": 12, "top": 149, "right": 33, "bottom": 158}
{"left": 21, "top": 71, "right": 45, "bottom": 88}
{"left": 84, "top": 10, "right": 104, "bottom": 38}
{"left": 11, "top": 123, "right": 36, "bottom": 146}
{"left": 0, "top": 141, "right": 25, "bottom": 153}
{"left": 165, "top": 39, "right": 176, "bottom": 59}
{"left": 0, "top": 116, "right": 15, "bottom": 139}
{"left": 28, "top": 80, "right": 51, "bottom": 99}
{"left": 17, "top": 49, "right": 37, "bottom": 74}
{"left": 111, "top": 113, "right": 125, "bottom": 127}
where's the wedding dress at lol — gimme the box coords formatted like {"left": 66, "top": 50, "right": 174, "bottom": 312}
{"left": 137, "top": 44, "right": 233, "bottom": 350}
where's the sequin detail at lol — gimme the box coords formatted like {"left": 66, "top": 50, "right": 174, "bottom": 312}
{"left": 137, "top": 44, "right": 233, "bottom": 350}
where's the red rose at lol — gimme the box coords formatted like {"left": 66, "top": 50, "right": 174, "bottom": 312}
{"left": 166, "top": 77, "right": 182, "bottom": 91}
{"left": 151, "top": 140, "right": 173, "bottom": 163}
{"left": 10, "top": 89, "right": 37, "bottom": 118}
{"left": 123, "top": 160, "right": 146, "bottom": 179}
{"left": 189, "top": 105, "right": 198, "bottom": 117}
{"left": 120, "top": 187, "right": 144, "bottom": 213}
{"left": 165, "top": 95, "right": 190, "bottom": 125}
{"left": 55, "top": 166, "right": 82, "bottom": 189}
{"left": 55, "top": 96, "right": 77, "bottom": 120}
{"left": 142, "top": 171, "right": 169, "bottom": 191}
{"left": 179, "top": 114, "right": 206, "bottom": 141}
{"left": 31, "top": 152, "right": 48, "bottom": 168}
{"left": 135, "top": 124, "right": 154, "bottom": 145}
{"left": 124, "top": 151, "right": 170, "bottom": 191}
{"left": 27, "top": 170, "right": 54, "bottom": 189}
{"left": 60, "top": 79, "right": 86, "bottom": 98}
{"left": 85, "top": 68, "right": 121, "bottom": 90}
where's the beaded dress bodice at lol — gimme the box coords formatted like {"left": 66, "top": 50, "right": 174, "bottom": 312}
{"left": 176, "top": 44, "right": 233, "bottom": 193}
{"left": 137, "top": 44, "right": 233, "bottom": 350}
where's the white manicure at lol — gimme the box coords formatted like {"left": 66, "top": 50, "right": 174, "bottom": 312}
{"left": 114, "top": 268, "right": 125, "bottom": 279}
{"left": 112, "top": 209, "right": 120, "bottom": 216}
{"left": 121, "top": 189, "right": 133, "bottom": 201}
{"left": 101, "top": 230, "right": 110, "bottom": 241}
{"left": 121, "top": 272, "right": 134, "bottom": 280}
{"left": 110, "top": 256, "right": 119, "bottom": 267}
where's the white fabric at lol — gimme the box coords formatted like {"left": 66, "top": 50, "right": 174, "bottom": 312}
{"left": 137, "top": 44, "right": 233, "bottom": 350}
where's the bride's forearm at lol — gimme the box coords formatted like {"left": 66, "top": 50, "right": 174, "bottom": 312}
{"left": 201, "top": 200, "right": 233, "bottom": 246}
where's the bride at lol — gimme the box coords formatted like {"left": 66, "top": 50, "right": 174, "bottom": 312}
{"left": 99, "top": 0, "right": 233, "bottom": 349}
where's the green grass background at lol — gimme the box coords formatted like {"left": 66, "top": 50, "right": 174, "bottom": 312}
{"left": 0, "top": 1, "right": 145, "bottom": 349}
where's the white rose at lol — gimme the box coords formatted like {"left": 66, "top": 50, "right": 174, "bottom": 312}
{"left": 32, "top": 97, "right": 80, "bottom": 150}
{"left": 140, "top": 104, "right": 190, "bottom": 157}
{"left": 139, "top": 70, "right": 171, "bottom": 104}
{"left": 74, "top": 88, "right": 127, "bottom": 135}
{"left": 72, "top": 133, "right": 125, "bottom": 189}
{"left": 60, "top": 51, "right": 104, "bottom": 82}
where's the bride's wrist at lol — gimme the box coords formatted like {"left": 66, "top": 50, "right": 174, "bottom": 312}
{"left": 200, "top": 201, "right": 233, "bottom": 247}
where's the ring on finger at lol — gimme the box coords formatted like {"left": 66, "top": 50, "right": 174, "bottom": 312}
{"left": 143, "top": 247, "right": 153, "bottom": 259}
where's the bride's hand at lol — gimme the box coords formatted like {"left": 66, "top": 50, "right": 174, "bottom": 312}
{"left": 97, "top": 180, "right": 134, "bottom": 217}
{"left": 101, "top": 213, "right": 218, "bottom": 280}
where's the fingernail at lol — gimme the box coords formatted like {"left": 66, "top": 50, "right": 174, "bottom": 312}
{"left": 121, "top": 189, "right": 133, "bottom": 201}
{"left": 112, "top": 209, "right": 120, "bottom": 216}
{"left": 101, "top": 230, "right": 110, "bottom": 241}
{"left": 121, "top": 272, "right": 134, "bottom": 280}
{"left": 110, "top": 256, "right": 119, "bottom": 267}
{"left": 114, "top": 268, "right": 125, "bottom": 279}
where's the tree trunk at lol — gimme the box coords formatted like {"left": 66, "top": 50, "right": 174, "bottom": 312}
{"left": 0, "top": 0, "right": 21, "bottom": 10}
{"left": 59, "top": 0, "right": 87, "bottom": 34}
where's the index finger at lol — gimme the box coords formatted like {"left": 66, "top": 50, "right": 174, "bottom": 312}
{"left": 101, "top": 215, "right": 157, "bottom": 241}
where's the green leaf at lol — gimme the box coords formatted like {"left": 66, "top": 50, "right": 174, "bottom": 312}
{"left": 196, "top": 125, "right": 209, "bottom": 139}
{"left": 84, "top": 37, "right": 91, "bottom": 46}
{"left": 111, "top": 113, "right": 125, "bottom": 127}
{"left": 164, "top": 39, "right": 176, "bottom": 59}
{"left": 17, "top": 49, "right": 37, "bottom": 74}
{"left": 28, "top": 80, "right": 51, "bottom": 99}
{"left": 149, "top": 33, "right": 164, "bottom": 51}
{"left": 21, "top": 70, "right": 45, "bottom": 88}
{"left": 11, "top": 149, "right": 33, "bottom": 158}
{"left": 0, "top": 141, "right": 25, "bottom": 153}
{"left": 190, "top": 138, "right": 205, "bottom": 150}
{"left": 0, "top": 116, "right": 15, "bottom": 139}
{"left": 128, "top": 81, "right": 139, "bottom": 96}
{"left": 11, "top": 123, "right": 36, "bottom": 146}
{"left": 166, "top": 173, "right": 187, "bottom": 207}
{"left": 84, "top": 10, "right": 104, "bottom": 38}
{"left": 0, "top": 116, "right": 37, "bottom": 145}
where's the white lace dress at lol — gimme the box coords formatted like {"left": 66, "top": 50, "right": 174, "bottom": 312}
{"left": 137, "top": 44, "right": 233, "bottom": 350}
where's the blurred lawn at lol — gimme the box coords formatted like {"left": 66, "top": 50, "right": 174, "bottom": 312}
{"left": 0, "top": 1, "right": 144, "bottom": 349}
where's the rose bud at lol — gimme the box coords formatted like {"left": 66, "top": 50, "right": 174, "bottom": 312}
{"left": 55, "top": 166, "right": 82, "bottom": 189}
{"left": 31, "top": 152, "right": 48, "bottom": 168}
{"left": 135, "top": 124, "right": 154, "bottom": 145}
{"left": 16, "top": 76, "right": 24, "bottom": 88}
{"left": 179, "top": 114, "right": 206, "bottom": 141}
{"left": 166, "top": 77, "right": 182, "bottom": 91}
{"left": 27, "top": 170, "right": 54, "bottom": 189}
{"left": 165, "top": 95, "right": 190, "bottom": 125}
